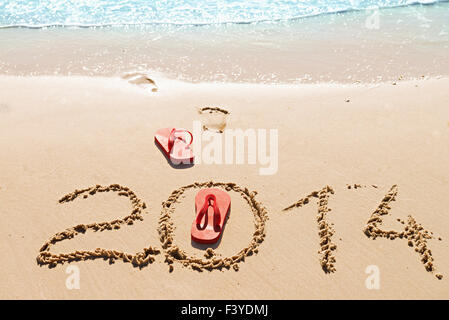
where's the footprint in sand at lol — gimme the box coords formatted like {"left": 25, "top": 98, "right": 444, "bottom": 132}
{"left": 122, "top": 73, "right": 158, "bottom": 92}
{"left": 198, "top": 107, "right": 229, "bottom": 133}
{"left": 0, "top": 103, "right": 10, "bottom": 113}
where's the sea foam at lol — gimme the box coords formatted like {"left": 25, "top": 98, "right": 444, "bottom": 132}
{"left": 0, "top": 0, "right": 447, "bottom": 28}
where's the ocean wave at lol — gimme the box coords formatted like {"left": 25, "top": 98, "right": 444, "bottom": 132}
{"left": 0, "top": 0, "right": 447, "bottom": 28}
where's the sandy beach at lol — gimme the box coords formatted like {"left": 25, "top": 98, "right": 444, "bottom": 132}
{"left": 0, "top": 75, "right": 448, "bottom": 299}
{"left": 1, "top": 0, "right": 448, "bottom": 301}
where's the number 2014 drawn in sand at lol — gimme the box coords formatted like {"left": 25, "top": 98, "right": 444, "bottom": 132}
{"left": 37, "top": 182, "right": 442, "bottom": 279}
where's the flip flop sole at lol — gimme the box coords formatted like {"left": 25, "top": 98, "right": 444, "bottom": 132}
{"left": 191, "top": 188, "right": 231, "bottom": 244}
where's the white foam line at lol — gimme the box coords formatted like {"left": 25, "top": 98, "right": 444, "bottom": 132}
{"left": 0, "top": 0, "right": 446, "bottom": 29}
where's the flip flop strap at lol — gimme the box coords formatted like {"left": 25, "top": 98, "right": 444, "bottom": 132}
{"left": 196, "top": 194, "right": 221, "bottom": 227}
{"left": 168, "top": 129, "right": 193, "bottom": 152}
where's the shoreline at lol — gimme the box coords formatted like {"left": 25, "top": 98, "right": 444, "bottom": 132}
{"left": 1, "top": 73, "right": 446, "bottom": 89}
{"left": 1, "top": 2, "right": 449, "bottom": 83}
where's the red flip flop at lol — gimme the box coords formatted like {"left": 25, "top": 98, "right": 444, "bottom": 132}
{"left": 191, "top": 188, "right": 231, "bottom": 244}
{"left": 154, "top": 127, "right": 194, "bottom": 165}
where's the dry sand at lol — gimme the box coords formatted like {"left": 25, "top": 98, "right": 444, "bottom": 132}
{"left": 0, "top": 75, "right": 448, "bottom": 299}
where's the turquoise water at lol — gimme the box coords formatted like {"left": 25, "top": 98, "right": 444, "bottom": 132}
{"left": 0, "top": 0, "right": 447, "bottom": 27}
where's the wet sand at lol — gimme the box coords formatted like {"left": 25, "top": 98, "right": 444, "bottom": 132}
{"left": 1, "top": 3, "right": 449, "bottom": 83}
